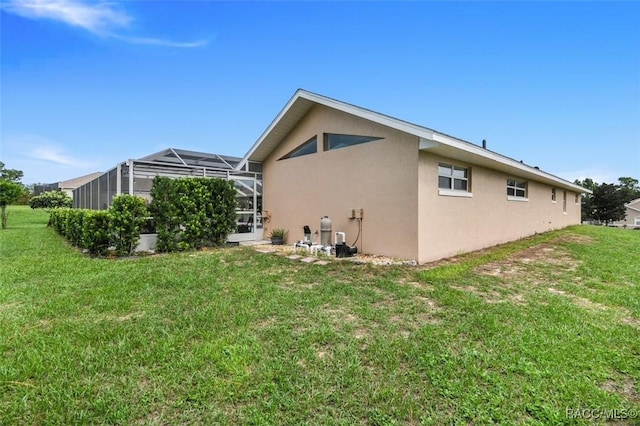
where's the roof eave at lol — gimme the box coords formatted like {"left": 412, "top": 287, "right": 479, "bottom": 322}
{"left": 419, "top": 136, "right": 592, "bottom": 194}
{"left": 237, "top": 89, "right": 591, "bottom": 194}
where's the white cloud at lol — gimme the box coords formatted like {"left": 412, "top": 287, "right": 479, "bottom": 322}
{"left": 112, "top": 35, "right": 209, "bottom": 49}
{"left": 3, "top": 134, "right": 95, "bottom": 167}
{"left": 30, "top": 144, "right": 77, "bottom": 166}
{"left": 2, "top": 0, "right": 207, "bottom": 48}
{"left": 2, "top": 0, "right": 130, "bottom": 34}
{"left": 1, "top": 134, "right": 104, "bottom": 183}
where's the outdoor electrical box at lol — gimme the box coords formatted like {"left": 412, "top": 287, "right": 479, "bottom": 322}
{"left": 351, "top": 208, "right": 364, "bottom": 219}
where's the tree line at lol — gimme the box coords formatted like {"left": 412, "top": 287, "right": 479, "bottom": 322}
{"left": 574, "top": 177, "right": 640, "bottom": 225}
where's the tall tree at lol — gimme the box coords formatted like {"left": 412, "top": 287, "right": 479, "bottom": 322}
{"left": 591, "top": 183, "right": 626, "bottom": 225}
{"left": 0, "top": 180, "right": 25, "bottom": 229}
{"left": 0, "top": 162, "right": 28, "bottom": 228}
{"left": 0, "top": 161, "right": 24, "bottom": 183}
{"left": 617, "top": 177, "right": 640, "bottom": 203}
{"left": 574, "top": 178, "right": 598, "bottom": 222}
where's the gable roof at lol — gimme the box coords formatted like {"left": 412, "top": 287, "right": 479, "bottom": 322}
{"left": 238, "top": 89, "right": 590, "bottom": 194}
{"left": 626, "top": 198, "right": 640, "bottom": 212}
{"left": 58, "top": 172, "right": 104, "bottom": 190}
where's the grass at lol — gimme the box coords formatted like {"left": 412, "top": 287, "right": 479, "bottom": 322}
{"left": 1, "top": 206, "right": 639, "bottom": 425}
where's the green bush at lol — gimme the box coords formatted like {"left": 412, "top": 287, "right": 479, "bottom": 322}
{"left": 49, "top": 208, "right": 69, "bottom": 235}
{"left": 65, "top": 209, "right": 85, "bottom": 247}
{"left": 82, "top": 211, "right": 111, "bottom": 256}
{"left": 149, "top": 176, "right": 180, "bottom": 253}
{"left": 109, "top": 195, "right": 148, "bottom": 256}
{"left": 30, "top": 191, "right": 73, "bottom": 209}
{"left": 150, "top": 176, "right": 236, "bottom": 252}
{"left": 48, "top": 176, "right": 237, "bottom": 256}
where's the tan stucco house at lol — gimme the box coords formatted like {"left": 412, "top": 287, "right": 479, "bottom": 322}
{"left": 34, "top": 172, "right": 103, "bottom": 197}
{"left": 622, "top": 198, "right": 640, "bottom": 228}
{"left": 238, "top": 89, "right": 589, "bottom": 263}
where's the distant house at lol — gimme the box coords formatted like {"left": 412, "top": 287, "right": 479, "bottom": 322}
{"left": 34, "top": 172, "right": 103, "bottom": 197}
{"left": 622, "top": 198, "right": 640, "bottom": 228}
{"left": 238, "top": 89, "right": 590, "bottom": 263}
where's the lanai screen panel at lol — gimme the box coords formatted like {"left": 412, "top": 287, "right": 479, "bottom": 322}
{"left": 71, "top": 149, "right": 261, "bottom": 211}
{"left": 108, "top": 169, "right": 118, "bottom": 208}
{"left": 98, "top": 173, "right": 109, "bottom": 210}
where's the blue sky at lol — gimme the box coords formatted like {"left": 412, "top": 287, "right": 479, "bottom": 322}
{"left": 1, "top": 1, "right": 639, "bottom": 185}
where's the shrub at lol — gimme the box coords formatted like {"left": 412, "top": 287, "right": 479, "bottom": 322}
{"left": 149, "top": 176, "right": 180, "bottom": 253}
{"left": 49, "top": 208, "right": 70, "bottom": 235}
{"left": 269, "top": 228, "right": 288, "bottom": 242}
{"left": 30, "top": 191, "right": 72, "bottom": 209}
{"left": 150, "top": 176, "right": 237, "bottom": 252}
{"left": 65, "top": 209, "right": 85, "bottom": 247}
{"left": 109, "top": 195, "right": 148, "bottom": 256}
{"left": 82, "top": 211, "right": 111, "bottom": 256}
{"left": 48, "top": 176, "right": 237, "bottom": 256}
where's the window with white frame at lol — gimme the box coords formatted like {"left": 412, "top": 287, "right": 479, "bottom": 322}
{"left": 507, "top": 178, "right": 527, "bottom": 199}
{"left": 635, "top": 217, "right": 640, "bottom": 226}
{"left": 438, "top": 163, "right": 470, "bottom": 193}
{"left": 551, "top": 188, "right": 556, "bottom": 202}
{"left": 563, "top": 190, "right": 567, "bottom": 213}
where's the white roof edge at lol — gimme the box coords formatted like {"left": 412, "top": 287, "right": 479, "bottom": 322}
{"left": 237, "top": 89, "right": 592, "bottom": 194}
{"left": 625, "top": 198, "right": 640, "bottom": 210}
{"left": 236, "top": 89, "right": 306, "bottom": 170}
{"left": 425, "top": 133, "right": 591, "bottom": 194}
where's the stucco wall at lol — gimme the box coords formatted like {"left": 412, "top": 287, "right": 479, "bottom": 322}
{"left": 418, "top": 152, "right": 582, "bottom": 263}
{"left": 263, "top": 105, "right": 420, "bottom": 260}
{"left": 623, "top": 199, "right": 640, "bottom": 227}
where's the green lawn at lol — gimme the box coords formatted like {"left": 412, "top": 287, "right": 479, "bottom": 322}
{"left": 1, "top": 206, "right": 639, "bottom": 425}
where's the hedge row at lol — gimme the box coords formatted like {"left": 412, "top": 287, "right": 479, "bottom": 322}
{"left": 49, "top": 194, "right": 148, "bottom": 256}
{"left": 49, "top": 177, "right": 238, "bottom": 256}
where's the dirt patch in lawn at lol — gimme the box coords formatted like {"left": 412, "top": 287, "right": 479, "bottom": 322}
{"left": 475, "top": 243, "right": 579, "bottom": 280}
{"left": 552, "top": 233, "right": 596, "bottom": 245}
{"left": 547, "top": 288, "right": 608, "bottom": 310}
{"left": 548, "top": 288, "right": 640, "bottom": 329}
{"left": 388, "top": 294, "right": 442, "bottom": 338}
{"left": 601, "top": 378, "right": 639, "bottom": 402}
{"left": 320, "top": 304, "right": 372, "bottom": 340}
{"left": 458, "top": 285, "right": 528, "bottom": 306}
{"left": 463, "top": 234, "right": 595, "bottom": 305}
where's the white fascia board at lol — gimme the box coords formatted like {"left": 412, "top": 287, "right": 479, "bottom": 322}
{"left": 420, "top": 132, "right": 591, "bottom": 194}
{"left": 305, "top": 92, "right": 588, "bottom": 194}
{"left": 237, "top": 89, "right": 592, "bottom": 195}
{"left": 236, "top": 90, "right": 305, "bottom": 170}
{"left": 419, "top": 138, "right": 440, "bottom": 149}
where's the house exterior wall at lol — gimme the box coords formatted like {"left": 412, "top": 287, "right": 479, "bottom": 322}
{"left": 417, "top": 152, "right": 582, "bottom": 263}
{"left": 262, "top": 102, "right": 584, "bottom": 263}
{"left": 262, "top": 105, "right": 421, "bottom": 260}
{"left": 623, "top": 199, "right": 640, "bottom": 227}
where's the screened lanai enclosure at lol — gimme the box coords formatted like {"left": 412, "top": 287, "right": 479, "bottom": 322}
{"left": 73, "top": 148, "right": 264, "bottom": 242}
